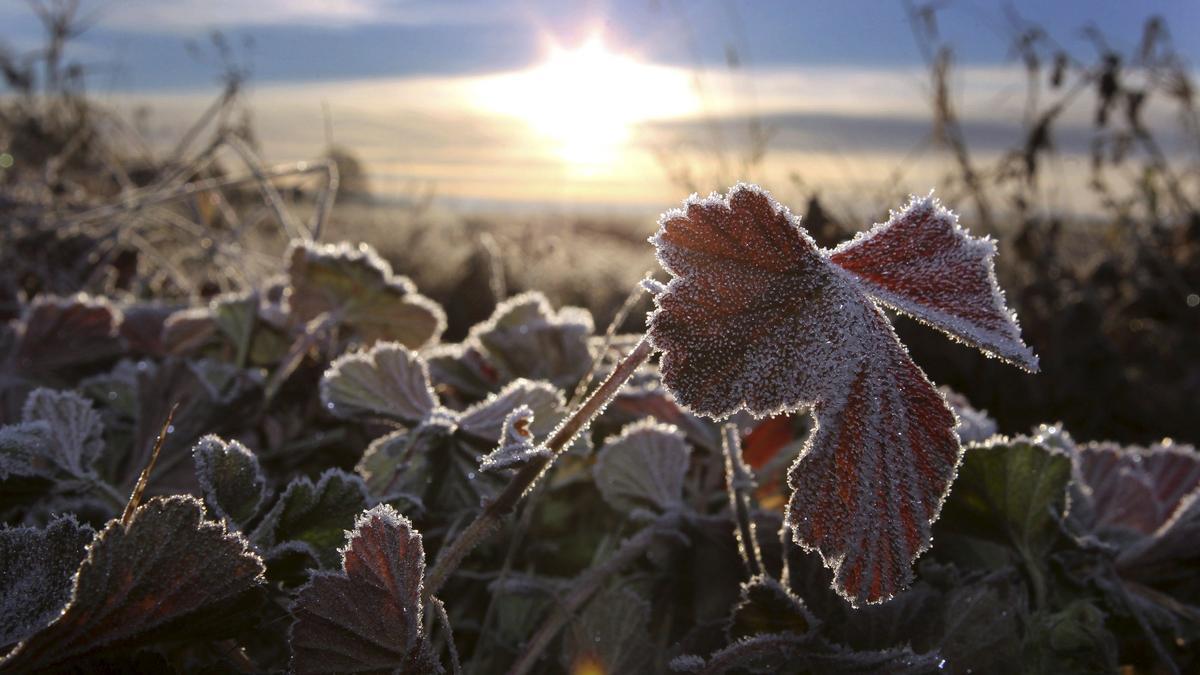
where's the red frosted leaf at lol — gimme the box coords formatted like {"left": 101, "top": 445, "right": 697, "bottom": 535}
{"left": 646, "top": 183, "right": 1030, "bottom": 605}
{"left": 290, "top": 504, "right": 439, "bottom": 674}
{"left": 830, "top": 196, "right": 1038, "bottom": 370}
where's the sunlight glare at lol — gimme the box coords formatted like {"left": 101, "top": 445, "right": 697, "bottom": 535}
{"left": 472, "top": 34, "right": 698, "bottom": 172}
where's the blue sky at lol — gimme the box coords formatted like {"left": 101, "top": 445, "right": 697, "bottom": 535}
{"left": 2, "top": 0, "right": 1196, "bottom": 91}
{"left": 1, "top": 1, "right": 1196, "bottom": 213}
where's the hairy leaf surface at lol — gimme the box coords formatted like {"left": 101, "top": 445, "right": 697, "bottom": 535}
{"left": 0, "top": 516, "right": 93, "bottom": 649}
{"left": 593, "top": 421, "right": 691, "bottom": 517}
{"left": 321, "top": 342, "right": 437, "bottom": 424}
{"left": 647, "top": 183, "right": 1033, "bottom": 605}
{"left": 192, "top": 435, "right": 268, "bottom": 530}
{"left": 0, "top": 496, "right": 265, "bottom": 671}
{"left": 286, "top": 241, "right": 445, "bottom": 348}
{"left": 830, "top": 197, "right": 1038, "bottom": 369}
{"left": 252, "top": 469, "right": 371, "bottom": 568}
{"left": 937, "top": 437, "right": 1071, "bottom": 559}
{"left": 290, "top": 504, "right": 439, "bottom": 674}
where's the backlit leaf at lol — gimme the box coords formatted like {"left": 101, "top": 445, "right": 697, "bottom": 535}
{"left": 564, "top": 587, "right": 653, "bottom": 674}
{"left": 829, "top": 195, "right": 1038, "bottom": 370}
{"left": 286, "top": 240, "right": 445, "bottom": 349}
{"left": 0, "top": 496, "right": 265, "bottom": 671}
{"left": 593, "top": 421, "right": 691, "bottom": 517}
{"left": 464, "top": 291, "right": 594, "bottom": 391}
{"left": 7, "top": 294, "right": 125, "bottom": 379}
{"left": 192, "top": 435, "right": 268, "bottom": 530}
{"left": 936, "top": 437, "right": 1071, "bottom": 559}
{"left": 1073, "top": 439, "right": 1200, "bottom": 540}
{"left": 321, "top": 341, "right": 437, "bottom": 425}
{"left": 457, "top": 378, "right": 564, "bottom": 441}
{"left": 727, "top": 575, "right": 814, "bottom": 641}
{"left": 0, "top": 515, "right": 93, "bottom": 649}
{"left": 646, "top": 184, "right": 1034, "bottom": 604}
{"left": 290, "top": 504, "right": 439, "bottom": 674}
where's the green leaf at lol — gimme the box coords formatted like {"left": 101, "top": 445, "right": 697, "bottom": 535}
{"left": 320, "top": 342, "right": 437, "bottom": 425}
{"left": 252, "top": 469, "right": 371, "bottom": 568}
{"left": 0, "top": 516, "right": 94, "bottom": 649}
{"left": 1022, "top": 601, "right": 1118, "bottom": 675}
{"left": 937, "top": 437, "right": 1071, "bottom": 560}
{"left": 0, "top": 496, "right": 265, "bottom": 671}
{"left": 564, "top": 587, "right": 654, "bottom": 674}
{"left": 286, "top": 240, "right": 445, "bottom": 348}
{"left": 593, "top": 421, "right": 691, "bottom": 517}
{"left": 192, "top": 435, "right": 268, "bottom": 531}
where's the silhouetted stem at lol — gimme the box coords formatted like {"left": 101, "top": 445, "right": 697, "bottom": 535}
{"left": 507, "top": 513, "right": 680, "bottom": 675}
{"left": 423, "top": 337, "right": 655, "bottom": 601}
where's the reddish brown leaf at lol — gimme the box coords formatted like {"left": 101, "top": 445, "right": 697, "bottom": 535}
{"left": 646, "top": 184, "right": 1025, "bottom": 604}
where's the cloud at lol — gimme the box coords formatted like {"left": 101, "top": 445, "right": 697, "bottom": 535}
{"left": 92, "top": 0, "right": 507, "bottom": 34}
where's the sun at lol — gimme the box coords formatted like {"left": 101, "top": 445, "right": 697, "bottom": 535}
{"left": 472, "top": 34, "right": 698, "bottom": 172}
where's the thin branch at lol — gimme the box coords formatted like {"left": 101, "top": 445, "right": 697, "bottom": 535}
{"left": 422, "top": 337, "right": 655, "bottom": 601}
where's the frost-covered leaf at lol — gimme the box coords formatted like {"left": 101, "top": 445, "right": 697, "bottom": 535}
{"left": 673, "top": 632, "right": 938, "bottom": 675}
{"left": 727, "top": 576, "right": 814, "bottom": 641}
{"left": 320, "top": 341, "right": 437, "bottom": 424}
{"left": 462, "top": 291, "right": 594, "bottom": 391}
{"left": 1022, "top": 601, "right": 1118, "bottom": 675}
{"left": 7, "top": 294, "right": 125, "bottom": 378}
{"left": 0, "top": 516, "right": 93, "bottom": 649}
{"left": 0, "top": 422, "right": 54, "bottom": 482}
{"left": 0, "top": 388, "right": 105, "bottom": 486}
{"left": 192, "top": 435, "right": 268, "bottom": 530}
{"left": 289, "top": 504, "right": 439, "bottom": 674}
{"left": 479, "top": 405, "right": 550, "bottom": 472}
{"left": 161, "top": 306, "right": 217, "bottom": 355}
{"left": 356, "top": 429, "right": 412, "bottom": 496}
{"left": 252, "top": 469, "right": 371, "bottom": 568}
{"left": 937, "top": 437, "right": 1071, "bottom": 560}
{"left": 942, "top": 387, "right": 998, "bottom": 444}
{"left": 457, "top": 378, "right": 564, "bottom": 441}
{"left": 286, "top": 240, "right": 445, "bottom": 348}
{"left": 21, "top": 388, "right": 105, "bottom": 478}
{"left": 0, "top": 496, "right": 266, "bottom": 671}
{"left": 1072, "top": 439, "right": 1200, "bottom": 542}
{"left": 564, "top": 587, "right": 653, "bottom": 674}
{"left": 829, "top": 195, "right": 1038, "bottom": 370}
{"left": 594, "top": 421, "right": 691, "bottom": 516}
{"left": 647, "top": 184, "right": 979, "bottom": 604}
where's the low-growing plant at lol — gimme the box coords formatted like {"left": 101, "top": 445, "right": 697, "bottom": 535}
{"left": 1, "top": 183, "right": 1197, "bottom": 674}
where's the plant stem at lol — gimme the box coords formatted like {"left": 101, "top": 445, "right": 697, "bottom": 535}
{"left": 506, "top": 513, "right": 679, "bottom": 675}
{"left": 422, "top": 336, "right": 654, "bottom": 601}
{"left": 722, "top": 424, "right": 764, "bottom": 577}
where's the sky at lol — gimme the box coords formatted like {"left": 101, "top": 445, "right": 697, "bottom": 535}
{"left": 1, "top": 0, "right": 1197, "bottom": 216}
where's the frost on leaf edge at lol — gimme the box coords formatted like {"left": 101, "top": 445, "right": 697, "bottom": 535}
{"left": 829, "top": 194, "right": 1039, "bottom": 372}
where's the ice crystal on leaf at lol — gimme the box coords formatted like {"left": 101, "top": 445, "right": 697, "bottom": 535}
{"left": 285, "top": 240, "right": 446, "bottom": 349}
{"left": 646, "top": 183, "right": 1036, "bottom": 605}
{"left": 593, "top": 421, "right": 691, "bottom": 518}
{"left": 478, "top": 405, "right": 549, "bottom": 472}
{"left": 0, "top": 496, "right": 265, "bottom": 671}
{"left": 321, "top": 342, "right": 437, "bottom": 424}
{"left": 192, "top": 435, "right": 269, "bottom": 531}
{"left": 289, "top": 504, "right": 439, "bottom": 674}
